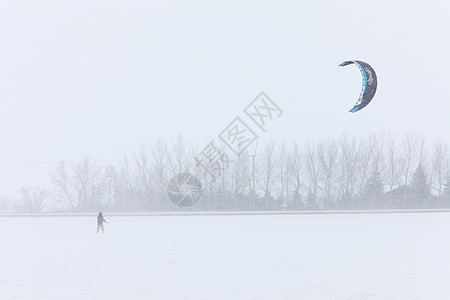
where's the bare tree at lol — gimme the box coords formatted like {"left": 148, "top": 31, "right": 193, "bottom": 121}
{"left": 371, "top": 134, "right": 385, "bottom": 172}
{"left": 305, "top": 142, "right": 322, "bottom": 208}
{"left": 152, "top": 138, "right": 170, "bottom": 209}
{"left": 73, "top": 158, "right": 105, "bottom": 210}
{"left": 289, "top": 142, "right": 304, "bottom": 209}
{"left": 384, "top": 134, "right": 401, "bottom": 193}
{"left": 431, "top": 139, "right": 447, "bottom": 196}
{"left": 276, "top": 142, "right": 290, "bottom": 208}
{"left": 318, "top": 139, "right": 339, "bottom": 208}
{"left": 400, "top": 133, "right": 418, "bottom": 187}
{"left": 51, "top": 161, "right": 76, "bottom": 209}
{"left": 357, "top": 135, "right": 376, "bottom": 196}
{"left": 215, "top": 144, "right": 235, "bottom": 210}
{"left": 169, "top": 135, "right": 193, "bottom": 177}
{"left": 19, "top": 187, "right": 48, "bottom": 213}
{"left": 103, "top": 165, "right": 119, "bottom": 209}
{"left": 0, "top": 197, "right": 11, "bottom": 213}
{"left": 229, "top": 150, "right": 252, "bottom": 210}
{"left": 337, "top": 135, "right": 360, "bottom": 208}
{"left": 258, "top": 140, "right": 277, "bottom": 209}
{"left": 132, "top": 144, "right": 153, "bottom": 196}
{"left": 51, "top": 158, "right": 105, "bottom": 211}
{"left": 118, "top": 154, "right": 137, "bottom": 208}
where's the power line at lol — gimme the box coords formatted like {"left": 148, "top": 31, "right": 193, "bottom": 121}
{"left": 0, "top": 160, "right": 137, "bottom": 166}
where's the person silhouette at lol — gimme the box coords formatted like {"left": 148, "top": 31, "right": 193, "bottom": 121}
{"left": 96, "top": 212, "right": 107, "bottom": 233}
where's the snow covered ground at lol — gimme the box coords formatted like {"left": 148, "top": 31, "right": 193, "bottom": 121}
{"left": 1, "top": 212, "right": 450, "bottom": 299}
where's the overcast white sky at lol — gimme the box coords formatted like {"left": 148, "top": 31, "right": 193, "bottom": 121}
{"left": 0, "top": 0, "right": 449, "bottom": 197}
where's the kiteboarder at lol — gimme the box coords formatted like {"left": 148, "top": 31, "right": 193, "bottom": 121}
{"left": 96, "top": 212, "right": 107, "bottom": 233}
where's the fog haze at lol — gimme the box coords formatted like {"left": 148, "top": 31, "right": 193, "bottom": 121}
{"left": 0, "top": 0, "right": 449, "bottom": 197}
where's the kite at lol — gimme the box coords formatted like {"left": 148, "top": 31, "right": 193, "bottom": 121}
{"left": 339, "top": 60, "right": 377, "bottom": 113}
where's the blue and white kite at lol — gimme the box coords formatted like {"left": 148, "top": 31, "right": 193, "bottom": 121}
{"left": 339, "top": 60, "right": 377, "bottom": 113}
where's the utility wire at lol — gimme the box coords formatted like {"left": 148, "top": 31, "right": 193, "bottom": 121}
{"left": 0, "top": 160, "right": 139, "bottom": 165}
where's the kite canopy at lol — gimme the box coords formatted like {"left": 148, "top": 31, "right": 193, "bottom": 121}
{"left": 339, "top": 60, "right": 377, "bottom": 113}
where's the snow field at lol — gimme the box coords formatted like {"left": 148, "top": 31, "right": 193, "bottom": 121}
{"left": 1, "top": 213, "right": 450, "bottom": 299}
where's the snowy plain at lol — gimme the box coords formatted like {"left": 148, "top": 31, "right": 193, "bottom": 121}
{"left": 1, "top": 212, "right": 450, "bottom": 300}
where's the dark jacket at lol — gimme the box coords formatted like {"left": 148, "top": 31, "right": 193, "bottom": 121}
{"left": 97, "top": 213, "right": 106, "bottom": 225}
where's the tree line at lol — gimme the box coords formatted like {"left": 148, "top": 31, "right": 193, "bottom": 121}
{"left": 4, "top": 133, "right": 450, "bottom": 213}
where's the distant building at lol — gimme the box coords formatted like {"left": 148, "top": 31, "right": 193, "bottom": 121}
{"left": 383, "top": 185, "right": 414, "bottom": 209}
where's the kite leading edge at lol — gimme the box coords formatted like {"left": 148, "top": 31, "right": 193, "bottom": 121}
{"left": 339, "top": 60, "right": 377, "bottom": 113}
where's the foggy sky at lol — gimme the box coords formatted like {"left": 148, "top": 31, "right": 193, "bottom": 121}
{"left": 0, "top": 0, "right": 449, "bottom": 197}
